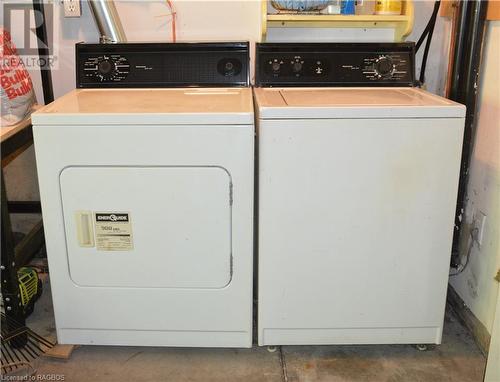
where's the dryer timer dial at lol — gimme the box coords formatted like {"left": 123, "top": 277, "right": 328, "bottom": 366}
{"left": 374, "top": 56, "right": 395, "bottom": 78}
{"left": 83, "top": 55, "right": 130, "bottom": 82}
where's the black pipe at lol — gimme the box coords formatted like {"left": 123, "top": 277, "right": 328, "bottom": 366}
{"left": 416, "top": 1, "right": 441, "bottom": 51}
{"left": 418, "top": 1, "right": 441, "bottom": 84}
{"left": 448, "top": 1, "right": 468, "bottom": 99}
{"left": 32, "top": 0, "right": 54, "bottom": 104}
{"left": 449, "top": 0, "right": 488, "bottom": 266}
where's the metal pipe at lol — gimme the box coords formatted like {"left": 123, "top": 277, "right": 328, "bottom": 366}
{"left": 448, "top": 0, "right": 488, "bottom": 265}
{"left": 88, "top": 0, "right": 127, "bottom": 43}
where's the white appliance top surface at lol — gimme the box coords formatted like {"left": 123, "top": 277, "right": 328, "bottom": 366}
{"left": 254, "top": 87, "right": 466, "bottom": 119}
{"left": 33, "top": 88, "right": 254, "bottom": 125}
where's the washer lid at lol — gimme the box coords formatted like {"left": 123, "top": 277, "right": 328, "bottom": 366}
{"left": 32, "top": 88, "right": 254, "bottom": 125}
{"left": 254, "top": 87, "right": 466, "bottom": 119}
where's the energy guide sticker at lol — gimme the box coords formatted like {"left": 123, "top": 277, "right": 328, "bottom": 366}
{"left": 94, "top": 212, "right": 133, "bottom": 251}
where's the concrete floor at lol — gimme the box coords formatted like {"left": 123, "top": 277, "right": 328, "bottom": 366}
{"left": 22, "top": 278, "right": 486, "bottom": 382}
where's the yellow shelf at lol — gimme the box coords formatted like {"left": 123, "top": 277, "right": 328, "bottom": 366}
{"left": 261, "top": 0, "right": 414, "bottom": 42}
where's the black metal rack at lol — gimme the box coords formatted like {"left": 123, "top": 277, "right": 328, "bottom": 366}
{"left": 1, "top": 0, "right": 53, "bottom": 329}
{"left": 1, "top": 117, "right": 45, "bottom": 329}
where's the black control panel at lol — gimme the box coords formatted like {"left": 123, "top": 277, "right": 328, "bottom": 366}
{"left": 256, "top": 43, "right": 415, "bottom": 87}
{"left": 76, "top": 42, "right": 249, "bottom": 88}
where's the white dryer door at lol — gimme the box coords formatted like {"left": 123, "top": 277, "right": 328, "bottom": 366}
{"left": 60, "top": 166, "right": 232, "bottom": 289}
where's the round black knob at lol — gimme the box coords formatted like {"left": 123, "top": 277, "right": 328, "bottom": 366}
{"left": 292, "top": 61, "right": 303, "bottom": 73}
{"left": 217, "top": 58, "right": 242, "bottom": 76}
{"left": 271, "top": 62, "right": 281, "bottom": 72}
{"left": 98, "top": 59, "right": 114, "bottom": 75}
{"left": 375, "top": 56, "right": 394, "bottom": 77}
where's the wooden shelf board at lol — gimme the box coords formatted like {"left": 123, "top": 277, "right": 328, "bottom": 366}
{"left": 0, "top": 105, "right": 40, "bottom": 143}
{"left": 261, "top": 0, "right": 414, "bottom": 42}
{"left": 267, "top": 14, "right": 410, "bottom": 23}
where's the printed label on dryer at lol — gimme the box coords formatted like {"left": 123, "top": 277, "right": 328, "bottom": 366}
{"left": 94, "top": 212, "right": 133, "bottom": 251}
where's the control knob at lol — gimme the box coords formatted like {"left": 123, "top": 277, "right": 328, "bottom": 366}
{"left": 217, "top": 58, "right": 242, "bottom": 76}
{"left": 291, "top": 57, "right": 304, "bottom": 75}
{"left": 374, "top": 56, "right": 395, "bottom": 78}
{"left": 98, "top": 59, "right": 115, "bottom": 77}
{"left": 269, "top": 59, "right": 282, "bottom": 74}
{"left": 88, "top": 55, "right": 130, "bottom": 82}
{"left": 292, "top": 61, "right": 303, "bottom": 73}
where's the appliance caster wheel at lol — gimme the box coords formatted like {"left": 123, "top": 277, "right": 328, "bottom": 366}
{"left": 267, "top": 345, "right": 278, "bottom": 353}
{"left": 415, "top": 344, "right": 429, "bottom": 351}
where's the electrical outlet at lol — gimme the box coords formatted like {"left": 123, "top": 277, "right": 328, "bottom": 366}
{"left": 473, "top": 211, "right": 487, "bottom": 248}
{"left": 63, "top": 0, "right": 81, "bottom": 17}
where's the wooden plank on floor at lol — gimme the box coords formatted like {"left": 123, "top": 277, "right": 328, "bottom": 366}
{"left": 43, "top": 344, "right": 77, "bottom": 360}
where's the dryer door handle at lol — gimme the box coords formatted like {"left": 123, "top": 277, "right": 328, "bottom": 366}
{"left": 75, "top": 211, "right": 95, "bottom": 247}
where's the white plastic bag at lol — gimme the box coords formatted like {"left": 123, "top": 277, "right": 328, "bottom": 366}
{"left": 1, "top": 28, "right": 37, "bottom": 126}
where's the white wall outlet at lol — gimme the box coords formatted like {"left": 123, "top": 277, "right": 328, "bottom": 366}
{"left": 63, "top": 0, "right": 81, "bottom": 17}
{"left": 473, "top": 211, "right": 487, "bottom": 248}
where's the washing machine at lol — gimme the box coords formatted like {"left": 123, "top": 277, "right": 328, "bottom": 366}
{"left": 32, "top": 42, "right": 254, "bottom": 347}
{"left": 255, "top": 43, "right": 466, "bottom": 346}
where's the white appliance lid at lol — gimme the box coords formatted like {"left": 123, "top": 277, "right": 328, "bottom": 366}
{"left": 254, "top": 87, "right": 466, "bottom": 119}
{"left": 32, "top": 88, "right": 254, "bottom": 125}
